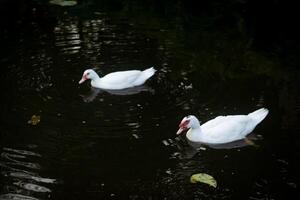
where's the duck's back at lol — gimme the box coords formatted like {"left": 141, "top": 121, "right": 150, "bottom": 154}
{"left": 102, "top": 70, "right": 141, "bottom": 84}
{"left": 200, "top": 115, "right": 254, "bottom": 144}
{"left": 93, "top": 70, "right": 141, "bottom": 90}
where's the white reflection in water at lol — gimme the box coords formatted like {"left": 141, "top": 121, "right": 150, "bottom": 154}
{"left": 1, "top": 153, "right": 40, "bottom": 169}
{"left": 54, "top": 17, "right": 81, "bottom": 54}
{"left": 82, "top": 18, "right": 106, "bottom": 63}
{"left": 13, "top": 182, "right": 51, "bottom": 193}
{"left": 0, "top": 147, "right": 56, "bottom": 199}
{"left": 8, "top": 172, "right": 56, "bottom": 184}
{"left": 0, "top": 193, "right": 39, "bottom": 200}
{"left": 80, "top": 86, "right": 154, "bottom": 102}
{"left": 3, "top": 148, "right": 41, "bottom": 157}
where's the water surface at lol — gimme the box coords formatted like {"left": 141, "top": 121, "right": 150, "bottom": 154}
{"left": 0, "top": 1, "right": 299, "bottom": 199}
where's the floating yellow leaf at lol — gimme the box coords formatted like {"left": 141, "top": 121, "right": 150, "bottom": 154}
{"left": 190, "top": 173, "right": 217, "bottom": 188}
{"left": 28, "top": 115, "right": 41, "bottom": 125}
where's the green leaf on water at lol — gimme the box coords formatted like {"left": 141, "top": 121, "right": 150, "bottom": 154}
{"left": 28, "top": 115, "right": 41, "bottom": 125}
{"left": 190, "top": 173, "right": 217, "bottom": 188}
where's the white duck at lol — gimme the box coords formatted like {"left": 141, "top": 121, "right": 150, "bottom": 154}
{"left": 176, "top": 108, "right": 269, "bottom": 144}
{"left": 79, "top": 67, "right": 156, "bottom": 90}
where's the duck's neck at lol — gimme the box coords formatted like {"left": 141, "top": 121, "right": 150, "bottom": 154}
{"left": 187, "top": 125, "right": 204, "bottom": 142}
{"left": 90, "top": 73, "right": 101, "bottom": 85}
{"left": 92, "top": 72, "right": 100, "bottom": 80}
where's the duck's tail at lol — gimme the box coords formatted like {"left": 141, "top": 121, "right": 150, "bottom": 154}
{"left": 248, "top": 108, "right": 269, "bottom": 125}
{"left": 132, "top": 67, "right": 156, "bottom": 86}
{"left": 142, "top": 67, "right": 156, "bottom": 79}
{"left": 133, "top": 67, "right": 156, "bottom": 85}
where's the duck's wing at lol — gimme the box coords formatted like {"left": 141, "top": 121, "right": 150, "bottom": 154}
{"left": 101, "top": 70, "right": 141, "bottom": 85}
{"left": 201, "top": 115, "right": 251, "bottom": 143}
{"left": 200, "top": 116, "right": 226, "bottom": 130}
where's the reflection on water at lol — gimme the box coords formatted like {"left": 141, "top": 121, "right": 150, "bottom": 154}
{"left": 7, "top": 172, "right": 56, "bottom": 184}
{"left": 0, "top": 193, "right": 39, "bottom": 200}
{"left": 80, "top": 85, "right": 154, "bottom": 102}
{"left": 186, "top": 133, "right": 261, "bottom": 150}
{"left": 13, "top": 182, "right": 51, "bottom": 193}
{"left": 0, "top": 147, "right": 56, "bottom": 200}
{"left": 81, "top": 19, "right": 105, "bottom": 62}
{"left": 53, "top": 12, "right": 145, "bottom": 68}
{"left": 54, "top": 16, "right": 81, "bottom": 55}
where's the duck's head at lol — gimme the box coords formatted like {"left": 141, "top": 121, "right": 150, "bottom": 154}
{"left": 79, "top": 69, "right": 99, "bottom": 84}
{"left": 176, "top": 115, "right": 200, "bottom": 135}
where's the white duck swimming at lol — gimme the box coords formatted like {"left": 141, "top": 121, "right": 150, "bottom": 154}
{"left": 79, "top": 67, "right": 156, "bottom": 90}
{"left": 176, "top": 108, "right": 269, "bottom": 144}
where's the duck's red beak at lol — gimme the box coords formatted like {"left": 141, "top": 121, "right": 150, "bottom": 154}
{"left": 176, "top": 120, "right": 189, "bottom": 135}
{"left": 79, "top": 74, "right": 87, "bottom": 84}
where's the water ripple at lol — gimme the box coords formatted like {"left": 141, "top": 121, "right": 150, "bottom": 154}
{"left": 0, "top": 193, "right": 39, "bottom": 200}
{"left": 0, "top": 147, "right": 56, "bottom": 199}
{"left": 13, "top": 182, "right": 51, "bottom": 193}
{"left": 2, "top": 148, "right": 41, "bottom": 157}
{"left": 6, "top": 172, "right": 56, "bottom": 184}
{"left": 54, "top": 16, "right": 81, "bottom": 55}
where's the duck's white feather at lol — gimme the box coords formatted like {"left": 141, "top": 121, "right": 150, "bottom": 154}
{"left": 80, "top": 67, "right": 156, "bottom": 90}
{"left": 93, "top": 70, "right": 142, "bottom": 90}
{"left": 183, "top": 108, "right": 269, "bottom": 144}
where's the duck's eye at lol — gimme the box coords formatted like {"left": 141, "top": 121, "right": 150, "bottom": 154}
{"left": 86, "top": 73, "right": 90, "bottom": 76}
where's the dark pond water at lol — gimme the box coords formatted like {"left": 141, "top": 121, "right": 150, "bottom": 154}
{"left": 0, "top": 1, "right": 299, "bottom": 199}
